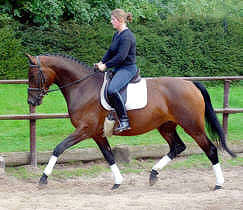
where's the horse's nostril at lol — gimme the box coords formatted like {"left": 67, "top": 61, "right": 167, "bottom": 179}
{"left": 28, "top": 99, "right": 36, "bottom": 106}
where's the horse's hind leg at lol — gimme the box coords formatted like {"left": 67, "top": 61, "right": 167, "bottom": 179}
{"left": 187, "top": 131, "right": 224, "bottom": 190}
{"left": 150, "top": 122, "right": 186, "bottom": 186}
{"left": 180, "top": 113, "right": 223, "bottom": 189}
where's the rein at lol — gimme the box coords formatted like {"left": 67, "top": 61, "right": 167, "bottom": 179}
{"left": 46, "top": 70, "right": 99, "bottom": 94}
{"left": 28, "top": 56, "right": 100, "bottom": 96}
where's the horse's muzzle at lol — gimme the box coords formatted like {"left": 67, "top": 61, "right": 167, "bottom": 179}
{"left": 27, "top": 97, "right": 41, "bottom": 106}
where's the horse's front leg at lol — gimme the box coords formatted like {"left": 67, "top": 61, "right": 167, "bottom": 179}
{"left": 39, "top": 127, "right": 87, "bottom": 186}
{"left": 93, "top": 136, "right": 123, "bottom": 190}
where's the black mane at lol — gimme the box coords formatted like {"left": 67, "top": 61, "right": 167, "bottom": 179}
{"left": 40, "top": 53, "right": 94, "bottom": 72}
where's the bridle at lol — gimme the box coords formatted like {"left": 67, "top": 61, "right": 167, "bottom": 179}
{"left": 28, "top": 56, "right": 99, "bottom": 98}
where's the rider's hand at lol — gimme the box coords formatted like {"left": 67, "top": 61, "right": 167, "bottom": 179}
{"left": 94, "top": 62, "right": 107, "bottom": 72}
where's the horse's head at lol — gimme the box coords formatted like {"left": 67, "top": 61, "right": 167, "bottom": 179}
{"left": 26, "top": 54, "right": 55, "bottom": 106}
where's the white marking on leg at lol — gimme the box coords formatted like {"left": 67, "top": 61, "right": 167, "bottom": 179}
{"left": 43, "top": 155, "right": 57, "bottom": 176}
{"left": 152, "top": 155, "right": 172, "bottom": 171}
{"left": 110, "top": 164, "right": 123, "bottom": 184}
{"left": 213, "top": 163, "right": 224, "bottom": 186}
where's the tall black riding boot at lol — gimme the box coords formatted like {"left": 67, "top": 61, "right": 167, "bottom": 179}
{"left": 109, "top": 92, "right": 131, "bottom": 132}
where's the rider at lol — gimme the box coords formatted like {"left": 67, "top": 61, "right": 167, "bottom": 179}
{"left": 95, "top": 9, "right": 138, "bottom": 132}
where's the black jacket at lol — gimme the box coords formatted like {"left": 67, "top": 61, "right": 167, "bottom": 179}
{"left": 102, "top": 29, "right": 136, "bottom": 68}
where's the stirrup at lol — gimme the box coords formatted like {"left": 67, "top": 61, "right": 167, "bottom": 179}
{"left": 114, "top": 120, "right": 131, "bottom": 132}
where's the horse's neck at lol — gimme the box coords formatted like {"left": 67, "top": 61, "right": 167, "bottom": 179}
{"left": 52, "top": 63, "right": 85, "bottom": 87}
{"left": 50, "top": 60, "right": 103, "bottom": 113}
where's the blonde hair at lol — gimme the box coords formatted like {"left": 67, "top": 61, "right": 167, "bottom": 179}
{"left": 111, "top": 9, "right": 133, "bottom": 23}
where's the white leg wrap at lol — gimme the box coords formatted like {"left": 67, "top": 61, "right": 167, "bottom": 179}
{"left": 110, "top": 164, "right": 123, "bottom": 184}
{"left": 213, "top": 163, "right": 224, "bottom": 186}
{"left": 152, "top": 155, "right": 172, "bottom": 171}
{"left": 43, "top": 155, "right": 58, "bottom": 176}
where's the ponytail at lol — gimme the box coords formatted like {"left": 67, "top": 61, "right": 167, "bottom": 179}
{"left": 111, "top": 9, "right": 133, "bottom": 23}
{"left": 126, "top": 12, "right": 133, "bottom": 23}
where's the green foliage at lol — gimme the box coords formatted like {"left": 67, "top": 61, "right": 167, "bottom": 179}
{"left": 0, "top": 14, "right": 242, "bottom": 79}
{"left": 133, "top": 16, "right": 242, "bottom": 77}
{"left": 119, "top": 0, "right": 159, "bottom": 22}
{"left": 63, "top": 1, "right": 93, "bottom": 24}
{"left": 151, "top": 0, "right": 242, "bottom": 19}
{"left": 18, "top": 21, "right": 109, "bottom": 64}
{"left": 0, "top": 15, "right": 28, "bottom": 79}
{"left": 0, "top": 0, "right": 242, "bottom": 28}
{"left": 24, "top": 0, "right": 64, "bottom": 27}
{"left": 0, "top": 0, "right": 159, "bottom": 26}
{"left": 0, "top": 0, "right": 242, "bottom": 79}
{"left": 0, "top": 0, "right": 64, "bottom": 27}
{"left": 0, "top": 13, "right": 11, "bottom": 27}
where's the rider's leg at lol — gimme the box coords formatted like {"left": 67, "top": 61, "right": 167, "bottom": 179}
{"left": 108, "top": 91, "right": 130, "bottom": 132}
{"left": 107, "top": 68, "right": 136, "bottom": 132}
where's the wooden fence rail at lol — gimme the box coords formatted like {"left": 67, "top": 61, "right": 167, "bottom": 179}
{"left": 0, "top": 76, "right": 243, "bottom": 167}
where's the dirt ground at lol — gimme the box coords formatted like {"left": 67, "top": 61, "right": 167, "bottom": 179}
{"left": 0, "top": 161, "right": 243, "bottom": 210}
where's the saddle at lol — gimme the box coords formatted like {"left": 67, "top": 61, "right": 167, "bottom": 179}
{"left": 104, "top": 69, "right": 141, "bottom": 106}
{"left": 100, "top": 70, "right": 147, "bottom": 137}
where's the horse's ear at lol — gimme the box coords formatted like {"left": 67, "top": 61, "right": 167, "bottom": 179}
{"left": 25, "top": 53, "right": 35, "bottom": 65}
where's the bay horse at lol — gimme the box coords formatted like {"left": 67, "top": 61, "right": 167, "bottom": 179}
{"left": 26, "top": 54, "right": 235, "bottom": 190}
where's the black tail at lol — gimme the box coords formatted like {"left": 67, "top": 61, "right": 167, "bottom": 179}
{"left": 193, "top": 81, "right": 236, "bottom": 157}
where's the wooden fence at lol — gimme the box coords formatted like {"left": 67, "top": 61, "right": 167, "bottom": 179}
{"left": 0, "top": 76, "right": 243, "bottom": 167}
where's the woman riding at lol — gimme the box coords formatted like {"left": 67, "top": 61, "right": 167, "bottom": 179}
{"left": 95, "top": 9, "right": 138, "bottom": 132}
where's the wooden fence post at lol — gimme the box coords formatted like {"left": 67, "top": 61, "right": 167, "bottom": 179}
{"left": 0, "top": 156, "right": 5, "bottom": 174}
{"left": 223, "top": 80, "right": 230, "bottom": 141}
{"left": 29, "top": 105, "right": 37, "bottom": 167}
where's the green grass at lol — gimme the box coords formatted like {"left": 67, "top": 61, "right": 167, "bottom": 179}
{"left": 0, "top": 84, "right": 242, "bottom": 152}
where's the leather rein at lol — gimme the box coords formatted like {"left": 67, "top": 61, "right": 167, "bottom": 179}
{"left": 28, "top": 56, "right": 99, "bottom": 96}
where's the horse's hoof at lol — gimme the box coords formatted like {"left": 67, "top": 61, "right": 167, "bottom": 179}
{"left": 111, "top": 184, "right": 120, "bottom": 190}
{"left": 39, "top": 173, "right": 48, "bottom": 186}
{"left": 214, "top": 185, "right": 223, "bottom": 190}
{"left": 149, "top": 169, "right": 159, "bottom": 186}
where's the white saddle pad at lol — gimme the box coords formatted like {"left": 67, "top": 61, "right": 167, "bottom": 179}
{"left": 100, "top": 72, "right": 148, "bottom": 111}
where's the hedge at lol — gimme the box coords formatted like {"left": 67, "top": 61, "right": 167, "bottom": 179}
{"left": 0, "top": 19, "right": 27, "bottom": 79}
{"left": 0, "top": 15, "right": 242, "bottom": 79}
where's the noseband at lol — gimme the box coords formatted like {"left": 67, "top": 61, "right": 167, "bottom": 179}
{"left": 28, "top": 56, "right": 99, "bottom": 97}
